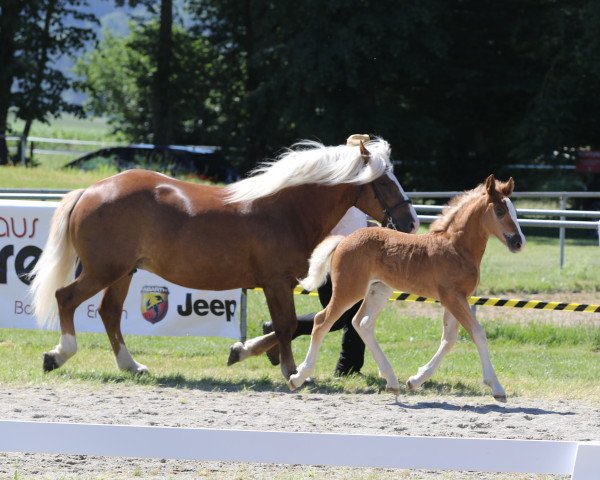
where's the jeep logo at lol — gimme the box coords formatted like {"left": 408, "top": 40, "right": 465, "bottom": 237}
{"left": 177, "top": 293, "right": 237, "bottom": 322}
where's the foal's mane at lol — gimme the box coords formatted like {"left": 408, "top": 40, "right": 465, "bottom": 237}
{"left": 223, "top": 138, "right": 392, "bottom": 204}
{"left": 429, "top": 184, "right": 487, "bottom": 233}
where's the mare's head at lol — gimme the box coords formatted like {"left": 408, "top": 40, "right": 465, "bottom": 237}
{"left": 482, "top": 174, "right": 525, "bottom": 253}
{"left": 353, "top": 140, "right": 419, "bottom": 233}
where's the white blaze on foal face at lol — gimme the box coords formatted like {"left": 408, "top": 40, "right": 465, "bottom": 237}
{"left": 503, "top": 198, "right": 526, "bottom": 246}
{"left": 493, "top": 197, "right": 525, "bottom": 252}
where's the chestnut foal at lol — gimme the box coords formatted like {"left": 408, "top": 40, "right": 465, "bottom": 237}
{"left": 289, "top": 175, "right": 525, "bottom": 402}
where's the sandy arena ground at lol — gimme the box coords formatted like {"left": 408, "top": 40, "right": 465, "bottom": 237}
{"left": 0, "top": 382, "right": 598, "bottom": 479}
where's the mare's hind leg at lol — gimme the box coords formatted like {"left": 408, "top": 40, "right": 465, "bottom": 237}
{"left": 44, "top": 272, "right": 108, "bottom": 372}
{"left": 350, "top": 282, "right": 399, "bottom": 394}
{"left": 98, "top": 274, "right": 148, "bottom": 374}
{"left": 406, "top": 308, "right": 458, "bottom": 391}
{"left": 440, "top": 294, "right": 506, "bottom": 402}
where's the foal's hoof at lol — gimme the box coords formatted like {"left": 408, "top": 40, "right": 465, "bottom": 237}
{"left": 287, "top": 375, "right": 300, "bottom": 391}
{"left": 386, "top": 386, "right": 401, "bottom": 397}
{"left": 405, "top": 379, "right": 417, "bottom": 391}
{"left": 43, "top": 353, "right": 59, "bottom": 372}
{"left": 494, "top": 394, "right": 507, "bottom": 403}
{"left": 131, "top": 364, "right": 149, "bottom": 375}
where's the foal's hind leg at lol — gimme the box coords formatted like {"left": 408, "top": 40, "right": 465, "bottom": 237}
{"left": 44, "top": 273, "right": 107, "bottom": 372}
{"left": 288, "top": 299, "right": 354, "bottom": 390}
{"left": 406, "top": 308, "right": 458, "bottom": 391}
{"left": 350, "top": 282, "right": 399, "bottom": 395}
{"left": 440, "top": 294, "right": 506, "bottom": 402}
{"left": 98, "top": 274, "right": 148, "bottom": 374}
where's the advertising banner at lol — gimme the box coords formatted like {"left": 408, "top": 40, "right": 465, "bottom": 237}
{"left": 0, "top": 200, "right": 242, "bottom": 339}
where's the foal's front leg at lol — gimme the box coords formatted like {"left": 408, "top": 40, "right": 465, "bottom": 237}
{"left": 441, "top": 295, "right": 507, "bottom": 402}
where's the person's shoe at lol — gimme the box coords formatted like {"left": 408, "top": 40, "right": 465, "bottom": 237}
{"left": 334, "top": 365, "right": 361, "bottom": 377}
{"left": 262, "top": 322, "right": 280, "bottom": 366}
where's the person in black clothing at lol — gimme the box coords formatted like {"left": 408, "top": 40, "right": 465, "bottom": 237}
{"left": 262, "top": 134, "right": 377, "bottom": 376}
{"left": 262, "top": 275, "right": 364, "bottom": 376}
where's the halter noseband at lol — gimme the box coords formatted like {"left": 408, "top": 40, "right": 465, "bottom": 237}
{"left": 354, "top": 182, "right": 412, "bottom": 230}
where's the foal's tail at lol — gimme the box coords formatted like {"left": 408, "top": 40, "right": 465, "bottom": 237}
{"left": 299, "top": 235, "right": 344, "bottom": 291}
{"left": 30, "top": 189, "right": 85, "bottom": 329}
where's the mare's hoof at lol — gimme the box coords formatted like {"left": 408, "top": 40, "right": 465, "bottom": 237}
{"left": 494, "top": 394, "right": 507, "bottom": 403}
{"left": 227, "top": 342, "right": 243, "bottom": 366}
{"left": 405, "top": 379, "right": 416, "bottom": 391}
{"left": 43, "top": 353, "right": 59, "bottom": 372}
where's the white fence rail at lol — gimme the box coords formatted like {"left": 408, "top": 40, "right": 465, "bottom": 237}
{"left": 0, "top": 421, "right": 597, "bottom": 478}
{"left": 1, "top": 189, "right": 599, "bottom": 267}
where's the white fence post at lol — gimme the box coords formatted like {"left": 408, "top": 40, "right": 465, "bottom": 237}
{"left": 559, "top": 193, "right": 567, "bottom": 269}
{"left": 571, "top": 441, "right": 600, "bottom": 480}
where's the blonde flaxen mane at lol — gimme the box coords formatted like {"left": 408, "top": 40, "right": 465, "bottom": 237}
{"left": 223, "top": 138, "right": 392, "bottom": 204}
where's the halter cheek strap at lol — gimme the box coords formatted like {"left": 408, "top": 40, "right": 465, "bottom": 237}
{"left": 353, "top": 183, "right": 412, "bottom": 230}
{"left": 370, "top": 183, "right": 412, "bottom": 231}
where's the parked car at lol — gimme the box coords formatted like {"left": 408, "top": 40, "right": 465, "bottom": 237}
{"left": 65, "top": 144, "right": 238, "bottom": 183}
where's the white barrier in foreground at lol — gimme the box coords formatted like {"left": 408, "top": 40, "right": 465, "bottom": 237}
{"left": 0, "top": 421, "right": 597, "bottom": 478}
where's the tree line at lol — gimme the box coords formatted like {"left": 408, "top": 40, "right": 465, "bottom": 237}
{"left": 1, "top": 0, "right": 599, "bottom": 189}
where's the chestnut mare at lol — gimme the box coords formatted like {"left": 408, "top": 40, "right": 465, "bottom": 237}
{"left": 30, "top": 138, "right": 419, "bottom": 381}
{"left": 287, "top": 175, "right": 525, "bottom": 401}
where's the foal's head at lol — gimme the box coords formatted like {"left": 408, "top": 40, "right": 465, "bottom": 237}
{"left": 482, "top": 174, "right": 526, "bottom": 253}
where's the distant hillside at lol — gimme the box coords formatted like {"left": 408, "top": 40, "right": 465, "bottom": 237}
{"left": 60, "top": 0, "right": 147, "bottom": 105}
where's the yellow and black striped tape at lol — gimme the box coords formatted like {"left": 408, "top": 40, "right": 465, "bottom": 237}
{"left": 284, "top": 287, "right": 600, "bottom": 313}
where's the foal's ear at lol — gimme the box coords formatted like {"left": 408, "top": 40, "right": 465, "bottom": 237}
{"left": 485, "top": 174, "right": 497, "bottom": 196}
{"left": 359, "top": 140, "right": 371, "bottom": 164}
{"left": 501, "top": 177, "right": 515, "bottom": 196}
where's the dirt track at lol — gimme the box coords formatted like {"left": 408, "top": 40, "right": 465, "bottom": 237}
{"left": 0, "top": 383, "right": 598, "bottom": 479}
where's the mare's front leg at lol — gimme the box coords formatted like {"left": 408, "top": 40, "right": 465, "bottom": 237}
{"left": 262, "top": 283, "right": 299, "bottom": 379}
{"left": 406, "top": 308, "right": 458, "bottom": 391}
{"left": 226, "top": 282, "right": 300, "bottom": 378}
{"left": 440, "top": 294, "right": 507, "bottom": 402}
{"left": 350, "top": 283, "right": 399, "bottom": 395}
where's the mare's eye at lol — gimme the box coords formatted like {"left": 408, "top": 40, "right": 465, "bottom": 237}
{"left": 494, "top": 205, "right": 505, "bottom": 218}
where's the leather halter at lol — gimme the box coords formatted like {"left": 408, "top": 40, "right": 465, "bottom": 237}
{"left": 354, "top": 182, "right": 413, "bottom": 230}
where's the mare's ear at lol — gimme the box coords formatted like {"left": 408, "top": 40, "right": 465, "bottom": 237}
{"left": 485, "top": 174, "right": 497, "bottom": 196}
{"left": 501, "top": 177, "right": 514, "bottom": 196}
{"left": 359, "top": 140, "right": 371, "bottom": 164}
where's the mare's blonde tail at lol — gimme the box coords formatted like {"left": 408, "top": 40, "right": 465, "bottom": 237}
{"left": 30, "top": 189, "right": 85, "bottom": 328}
{"left": 299, "top": 235, "right": 344, "bottom": 291}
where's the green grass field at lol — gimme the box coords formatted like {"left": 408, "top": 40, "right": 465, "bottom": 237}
{"left": 0, "top": 290, "right": 598, "bottom": 400}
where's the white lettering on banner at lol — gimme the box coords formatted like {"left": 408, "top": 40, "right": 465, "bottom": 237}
{"left": 0, "top": 200, "right": 242, "bottom": 339}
